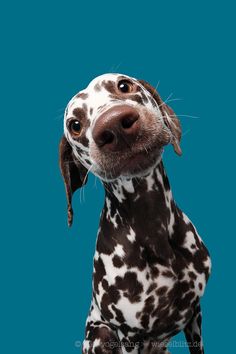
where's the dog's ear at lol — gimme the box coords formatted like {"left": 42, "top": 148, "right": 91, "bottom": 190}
{"left": 59, "top": 136, "right": 88, "bottom": 227}
{"left": 139, "top": 80, "right": 182, "bottom": 155}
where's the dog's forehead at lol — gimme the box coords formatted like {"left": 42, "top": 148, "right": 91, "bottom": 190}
{"left": 65, "top": 73, "right": 139, "bottom": 121}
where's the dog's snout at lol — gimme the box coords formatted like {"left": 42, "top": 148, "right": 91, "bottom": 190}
{"left": 92, "top": 105, "right": 140, "bottom": 152}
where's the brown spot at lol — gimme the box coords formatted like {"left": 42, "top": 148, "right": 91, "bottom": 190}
{"left": 94, "top": 83, "right": 101, "bottom": 91}
{"left": 102, "top": 80, "right": 115, "bottom": 94}
{"left": 108, "top": 285, "right": 120, "bottom": 303}
{"left": 72, "top": 107, "right": 86, "bottom": 120}
{"left": 143, "top": 295, "right": 155, "bottom": 313}
{"left": 146, "top": 283, "right": 157, "bottom": 295}
{"left": 82, "top": 103, "right": 88, "bottom": 112}
{"left": 150, "top": 267, "right": 160, "bottom": 279}
{"left": 115, "top": 272, "right": 143, "bottom": 303}
{"left": 102, "top": 279, "right": 109, "bottom": 291}
{"left": 100, "top": 293, "right": 114, "bottom": 320}
{"left": 111, "top": 305, "right": 125, "bottom": 323}
{"left": 112, "top": 255, "right": 124, "bottom": 268}
{"left": 180, "top": 281, "right": 190, "bottom": 293}
{"left": 93, "top": 258, "right": 106, "bottom": 293}
{"left": 140, "top": 313, "right": 149, "bottom": 329}
{"left": 188, "top": 271, "right": 197, "bottom": 280}
{"left": 189, "top": 280, "right": 195, "bottom": 288}
{"left": 162, "top": 270, "right": 175, "bottom": 278}
{"left": 126, "top": 94, "right": 143, "bottom": 105}
{"left": 156, "top": 286, "right": 168, "bottom": 296}
{"left": 76, "top": 92, "right": 88, "bottom": 100}
{"left": 176, "top": 291, "right": 196, "bottom": 311}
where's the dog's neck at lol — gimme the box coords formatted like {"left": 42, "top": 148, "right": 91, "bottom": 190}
{"left": 103, "top": 160, "right": 176, "bottom": 231}
{"left": 101, "top": 160, "right": 177, "bottom": 263}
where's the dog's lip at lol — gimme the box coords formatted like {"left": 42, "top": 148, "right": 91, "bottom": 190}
{"left": 120, "top": 147, "right": 160, "bottom": 172}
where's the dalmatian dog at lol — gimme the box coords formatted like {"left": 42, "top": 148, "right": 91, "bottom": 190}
{"left": 59, "top": 74, "right": 211, "bottom": 354}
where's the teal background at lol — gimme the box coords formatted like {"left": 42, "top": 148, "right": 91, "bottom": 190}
{"left": 1, "top": 1, "right": 235, "bottom": 353}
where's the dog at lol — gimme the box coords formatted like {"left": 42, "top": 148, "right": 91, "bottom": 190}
{"left": 59, "top": 74, "right": 211, "bottom": 353}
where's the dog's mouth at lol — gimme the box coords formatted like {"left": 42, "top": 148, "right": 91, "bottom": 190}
{"left": 91, "top": 144, "right": 163, "bottom": 181}
{"left": 119, "top": 147, "right": 161, "bottom": 175}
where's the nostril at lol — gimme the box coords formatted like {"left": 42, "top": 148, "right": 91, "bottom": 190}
{"left": 99, "top": 130, "right": 115, "bottom": 146}
{"left": 121, "top": 116, "right": 138, "bottom": 129}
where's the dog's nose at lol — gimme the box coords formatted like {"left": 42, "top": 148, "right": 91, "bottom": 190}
{"left": 92, "top": 105, "right": 140, "bottom": 152}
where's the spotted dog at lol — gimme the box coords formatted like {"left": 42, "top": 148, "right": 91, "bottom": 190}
{"left": 59, "top": 74, "right": 211, "bottom": 354}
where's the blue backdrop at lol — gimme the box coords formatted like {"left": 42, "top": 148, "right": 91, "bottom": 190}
{"left": 1, "top": 1, "right": 235, "bottom": 353}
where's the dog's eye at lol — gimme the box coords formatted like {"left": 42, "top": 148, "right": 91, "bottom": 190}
{"left": 70, "top": 120, "right": 82, "bottom": 135}
{"left": 117, "top": 80, "right": 133, "bottom": 93}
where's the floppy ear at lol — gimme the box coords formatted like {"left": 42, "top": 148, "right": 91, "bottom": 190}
{"left": 139, "top": 80, "right": 182, "bottom": 155}
{"left": 59, "top": 136, "right": 88, "bottom": 227}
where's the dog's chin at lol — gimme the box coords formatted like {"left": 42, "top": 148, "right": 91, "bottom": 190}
{"left": 92, "top": 147, "right": 163, "bottom": 182}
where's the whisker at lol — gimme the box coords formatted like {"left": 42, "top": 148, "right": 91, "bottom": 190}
{"left": 113, "top": 62, "right": 123, "bottom": 73}
{"left": 94, "top": 176, "right": 98, "bottom": 189}
{"left": 174, "top": 114, "right": 199, "bottom": 119}
{"left": 151, "top": 80, "right": 160, "bottom": 96}
{"left": 82, "top": 183, "right": 85, "bottom": 203}
{"left": 159, "top": 93, "right": 173, "bottom": 107}
{"left": 159, "top": 113, "right": 199, "bottom": 121}
{"left": 79, "top": 186, "right": 82, "bottom": 204}
{"left": 103, "top": 182, "right": 111, "bottom": 195}
{"left": 82, "top": 165, "right": 93, "bottom": 186}
{"left": 108, "top": 62, "right": 123, "bottom": 73}
{"left": 182, "top": 129, "right": 191, "bottom": 137}
{"left": 151, "top": 99, "right": 174, "bottom": 141}
{"left": 78, "top": 164, "right": 93, "bottom": 204}
{"left": 165, "top": 98, "right": 183, "bottom": 104}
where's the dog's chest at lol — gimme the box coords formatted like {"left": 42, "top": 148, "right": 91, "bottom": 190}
{"left": 93, "top": 243, "right": 207, "bottom": 334}
{"left": 92, "top": 173, "right": 211, "bottom": 334}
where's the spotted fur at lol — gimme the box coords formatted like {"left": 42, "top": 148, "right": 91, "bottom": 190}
{"left": 59, "top": 74, "right": 211, "bottom": 353}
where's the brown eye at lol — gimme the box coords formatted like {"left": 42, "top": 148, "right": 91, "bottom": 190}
{"left": 70, "top": 120, "right": 82, "bottom": 135}
{"left": 117, "top": 80, "right": 133, "bottom": 93}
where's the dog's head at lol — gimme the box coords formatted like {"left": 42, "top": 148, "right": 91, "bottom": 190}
{"left": 59, "top": 73, "right": 181, "bottom": 225}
